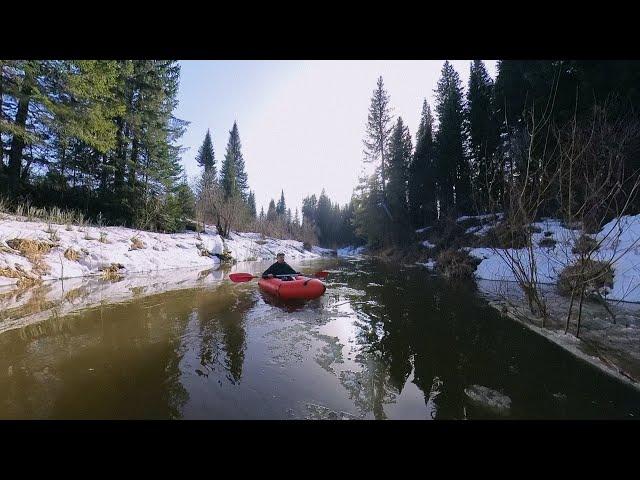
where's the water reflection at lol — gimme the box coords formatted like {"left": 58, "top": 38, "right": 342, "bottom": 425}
{"left": 192, "top": 284, "right": 252, "bottom": 384}
{"left": 0, "top": 257, "right": 639, "bottom": 419}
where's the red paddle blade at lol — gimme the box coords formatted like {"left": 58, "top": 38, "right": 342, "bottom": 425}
{"left": 313, "top": 271, "right": 329, "bottom": 279}
{"left": 229, "top": 273, "right": 256, "bottom": 283}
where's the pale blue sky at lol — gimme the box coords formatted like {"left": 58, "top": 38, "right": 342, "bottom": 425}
{"left": 175, "top": 60, "right": 497, "bottom": 216}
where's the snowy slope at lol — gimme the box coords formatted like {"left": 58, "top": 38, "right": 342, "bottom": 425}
{"left": 468, "top": 215, "right": 640, "bottom": 303}
{"left": 0, "top": 215, "right": 328, "bottom": 288}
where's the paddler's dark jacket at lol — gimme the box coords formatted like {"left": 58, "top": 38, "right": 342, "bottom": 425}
{"left": 262, "top": 261, "right": 299, "bottom": 278}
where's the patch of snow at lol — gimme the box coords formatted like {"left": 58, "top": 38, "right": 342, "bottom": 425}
{"left": 337, "top": 246, "right": 365, "bottom": 257}
{"left": 471, "top": 215, "right": 640, "bottom": 302}
{"left": 415, "top": 226, "right": 431, "bottom": 233}
{"left": 0, "top": 214, "right": 330, "bottom": 287}
{"left": 416, "top": 260, "right": 436, "bottom": 270}
{"left": 464, "top": 385, "right": 511, "bottom": 415}
{"left": 421, "top": 240, "right": 436, "bottom": 248}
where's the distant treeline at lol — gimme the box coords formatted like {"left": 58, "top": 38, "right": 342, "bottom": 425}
{"left": 354, "top": 60, "right": 640, "bottom": 248}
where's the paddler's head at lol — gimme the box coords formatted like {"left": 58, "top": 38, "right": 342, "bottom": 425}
{"left": 276, "top": 252, "right": 285, "bottom": 263}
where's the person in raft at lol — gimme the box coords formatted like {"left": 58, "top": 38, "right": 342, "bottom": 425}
{"left": 262, "top": 252, "right": 300, "bottom": 280}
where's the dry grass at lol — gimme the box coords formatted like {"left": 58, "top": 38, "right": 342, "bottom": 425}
{"left": 63, "top": 247, "right": 80, "bottom": 261}
{"left": 0, "top": 266, "right": 42, "bottom": 289}
{"left": 6, "top": 238, "right": 56, "bottom": 274}
{"left": 435, "top": 248, "right": 479, "bottom": 280}
{"left": 101, "top": 263, "right": 124, "bottom": 280}
{"left": 558, "top": 259, "right": 614, "bottom": 296}
{"left": 99, "top": 232, "right": 109, "bottom": 243}
{"left": 130, "top": 237, "right": 146, "bottom": 250}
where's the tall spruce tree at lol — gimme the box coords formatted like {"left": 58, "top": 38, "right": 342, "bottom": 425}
{"left": 466, "top": 60, "right": 499, "bottom": 211}
{"left": 387, "top": 117, "right": 412, "bottom": 218}
{"left": 276, "top": 189, "right": 286, "bottom": 216}
{"left": 220, "top": 121, "right": 248, "bottom": 199}
{"left": 266, "top": 199, "right": 277, "bottom": 221}
{"left": 195, "top": 129, "right": 216, "bottom": 177}
{"left": 434, "top": 61, "right": 469, "bottom": 216}
{"left": 363, "top": 76, "right": 394, "bottom": 198}
{"left": 247, "top": 190, "right": 257, "bottom": 218}
{"left": 408, "top": 100, "right": 437, "bottom": 227}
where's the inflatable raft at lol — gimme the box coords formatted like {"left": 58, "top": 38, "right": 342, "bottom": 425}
{"left": 258, "top": 275, "right": 326, "bottom": 300}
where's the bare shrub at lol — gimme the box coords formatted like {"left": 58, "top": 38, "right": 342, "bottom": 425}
{"left": 99, "top": 232, "right": 109, "bottom": 243}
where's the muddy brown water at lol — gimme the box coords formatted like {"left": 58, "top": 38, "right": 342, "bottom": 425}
{"left": 0, "top": 257, "right": 638, "bottom": 419}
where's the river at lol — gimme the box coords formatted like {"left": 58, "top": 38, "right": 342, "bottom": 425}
{"left": 0, "top": 256, "right": 638, "bottom": 419}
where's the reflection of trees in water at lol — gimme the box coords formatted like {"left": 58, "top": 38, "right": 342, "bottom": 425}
{"left": 336, "top": 260, "right": 485, "bottom": 419}
{"left": 194, "top": 284, "right": 254, "bottom": 384}
{"left": 0, "top": 290, "right": 197, "bottom": 419}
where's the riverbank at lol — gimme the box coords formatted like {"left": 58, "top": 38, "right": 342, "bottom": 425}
{"left": 0, "top": 213, "right": 334, "bottom": 291}
{"left": 365, "top": 213, "right": 640, "bottom": 392}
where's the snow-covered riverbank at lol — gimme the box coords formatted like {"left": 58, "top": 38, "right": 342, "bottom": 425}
{"left": 468, "top": 215, "right": 640, "bottom": 303}
{"left": 0, "top": 214, "right": 334, "bottom": 289}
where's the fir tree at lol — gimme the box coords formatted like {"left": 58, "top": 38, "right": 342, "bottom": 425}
{"left": 266, "top": 199, "right": 277, "bottom": 221}
{"left": 409, "top": 100, "right": 437, "bottom": 227}
{"left": 387, "top": 117, "right": 412, "bottom": 218}
{"left": 276, "top": 189, "right": 286, "bottom": 216}
{"left": 363, "top": 76, "right": 394, "bottom": 198}
{"left": 466, "top": 60, "right": 499, "bottom": 210}
{"left": 220, "top": 121, "right": 248, "bottom": 199}
{"left": 195, "top": 129, "right": 216, "bottom": 177}
{"left": 247, "top": 190, "right": 257, "bottom": 218}
{"left": 434, "top": 61, "right": 469, "bottom": 215}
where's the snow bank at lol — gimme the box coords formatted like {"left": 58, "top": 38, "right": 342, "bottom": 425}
{"left": 469, "top": 215, "right": 640, "bottom": 303}
{"left": 0, "top": 215, "right": 328, "bottom": 288}
{"left": 337, "top": 246, "right": 365, "bottom": 257}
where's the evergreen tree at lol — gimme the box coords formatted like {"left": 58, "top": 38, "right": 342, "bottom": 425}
{"left": 408, "top": 100, "right": 437, "bottom": 227}
{"left": 259, "top": 206, "right": 265, "bottom": 220}
{"left": 316, "top": 189, "right": 332, "bottom": 246}
{"left": 293, "top": 207, "right": 300, "bottom": 226}
{"left": 434, "top": 61, "right": 469, "bottom": 215}
{"left": 276, "top": 189, "right": 286, "bottom": 216}
{"left": 266, "top": 199, "right": 277, "bottom": 221}
{"left": 220, "top": 121, "right": 248, "bottom": 199}
{"left": 387, "top": 117, "right": 412, "bottom": 218}
{"left": 363, "top": 76, "right": 394, "bottom": 198}
{"left": 466, "top": 60, "right": 499, "bottom": 210}
{"left": 302, "top": 194, "right": 317, "bottom": 225}
{"left": 195, "top": 129, "right": 216, "bottom": 177}
{"left": 247, "top": 190, "right": 257, "bottom": 218}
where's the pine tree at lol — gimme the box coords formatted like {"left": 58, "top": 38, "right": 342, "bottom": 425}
{"left": 276, "top": 189, "right": 286, "bottom": 216}
{"left": 293, "top": 207, "right": 300, "bottom": 226}
{"left": 259, "top": 206, "right": 265, "bottom": 220}
{"left": 363, "top": 76, "right": 394, "bottom": 198}
{"left": 266, "top": 199, "right": 277, "bottom": 221}
{"left": 247, "top": 190, "right": 257, "bottom": 218}
{"left": 466, "top": 60, "right": 499, "bottom": 211}
{"left": 387, "top": 117, "right": 412, "bottom": 217}
{"left": 195, "top": 129, "right": 216, "bottom": 177}
{"left": 409, "top": 100, "right": 437, "bottom": 227}
{"left": 387, "top": 117, "right": 413, "bottom": 244}
{"left": 434, "top": 61, "right": 469, "bottom": 216}
{"left": 220, "top": 121, "right": 248, "bottom": 199}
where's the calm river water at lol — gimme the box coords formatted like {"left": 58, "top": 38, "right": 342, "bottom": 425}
{"left": 1, "top": 257, "right": 638, "bottom": 419}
